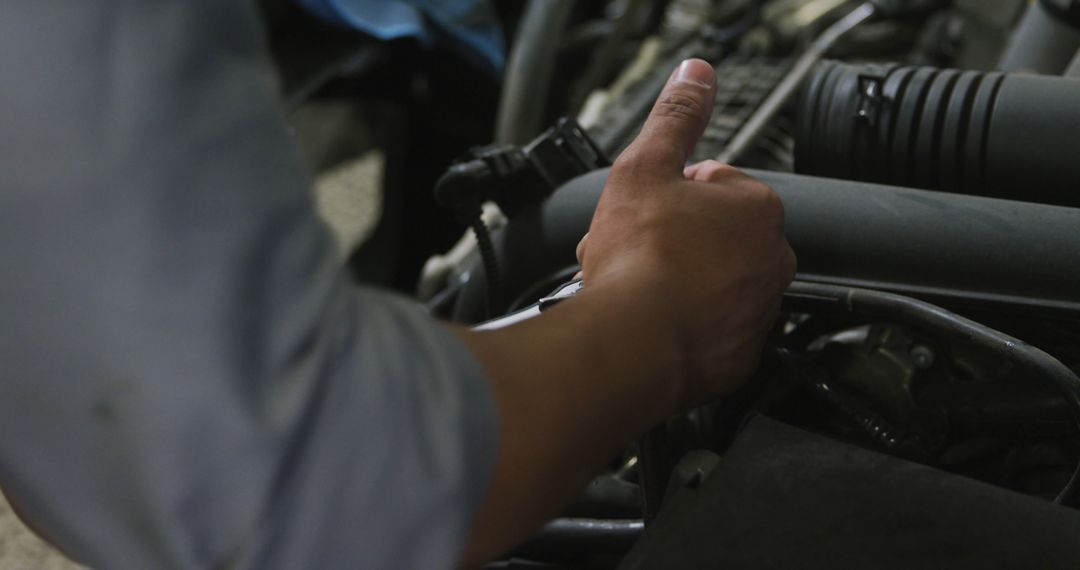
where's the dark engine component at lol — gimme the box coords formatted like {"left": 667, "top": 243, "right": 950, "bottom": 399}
{"left": 617, "top": 416, "right": 1080, "bottom": 570}
{"left": 794, "top": 60, "right": 1080, "bottom": 207}
{"left": 998, "top": 0, "right": 1080, "bottom": 75}
{"left": 452, "top": 3, "right": 1080, "bottom": 566}
{"left": 783, "top": 281, "right": 1080, "bottom": 505}
{"left": 453, "top": 168, "right": 1080, "bottom": 324}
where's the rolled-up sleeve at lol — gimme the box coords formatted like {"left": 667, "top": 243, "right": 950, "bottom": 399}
{"left": 0, "top": 1, "right": 497, "bottom": 568}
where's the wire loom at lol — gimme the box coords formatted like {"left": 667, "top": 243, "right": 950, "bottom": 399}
{"left": 434, "top": 118, "right": 610, "bottom": 317}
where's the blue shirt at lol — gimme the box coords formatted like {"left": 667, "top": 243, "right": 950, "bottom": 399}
{"left": 0, "top": 1, "right": 498, "bottom": 567}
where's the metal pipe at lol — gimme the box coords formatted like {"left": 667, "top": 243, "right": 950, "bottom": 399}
{"left": 716, "top": 2, "right": 876, "bottom": 164}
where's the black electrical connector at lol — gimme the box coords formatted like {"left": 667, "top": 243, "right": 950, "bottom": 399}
{"left": 433, "top": 153, "right": 526, "bottom": 312}
{"left": 434, "top": 118, "right": 609, "bottom": 315}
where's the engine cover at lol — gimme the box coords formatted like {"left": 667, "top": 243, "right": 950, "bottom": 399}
{"left": 618, "top": 416, "right": 1080, "bottom": 569}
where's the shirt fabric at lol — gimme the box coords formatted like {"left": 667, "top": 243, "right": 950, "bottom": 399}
{"left": 0, "top": 1, "right": 498, "bottom": 568}
{"left": 294, "top": 0, "right": 506, "bottom": 76}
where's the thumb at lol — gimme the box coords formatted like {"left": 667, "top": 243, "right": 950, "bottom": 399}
{"left": 622, "top": 59, "right": 716, "bottom": 178}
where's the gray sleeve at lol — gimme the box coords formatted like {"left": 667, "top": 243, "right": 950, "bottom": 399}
{"left": 0, "top": 1, "right": 498, "bottom": 568}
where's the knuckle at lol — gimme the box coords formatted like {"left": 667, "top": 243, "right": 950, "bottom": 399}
{"left": 783, "top": 246, "right": 798, "bottom": 284}
{"left": 576, "top": 234, "right": 588, "bottom": 262}
{"left": 610, "top": 148, "right": 645, "bottom": 181}
{"left": 612, "top": 142, "right": 680, "bottom": 181}
{"left": 738, "top": 180, "right": 781, "bottom": 215}
{"left": 700, "top": 161, "right": 738, "bottom": 182}
{"left": 611, "top": 148, "right": 636, "bottom": 172}
{"left": 771, "top": 192, "right": 786, "bottom": 222}
{"left": 653, "top": 90, "right": 706, "bottom": 121}
{"left": 750, "top": 182, "right": 784, "bottom": 219}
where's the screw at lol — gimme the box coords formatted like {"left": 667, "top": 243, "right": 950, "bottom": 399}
{"left": 910, "top": 345, "right": 936, "bottom": 370}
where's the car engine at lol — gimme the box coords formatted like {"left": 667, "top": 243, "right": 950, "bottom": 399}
{"left": 413, "top": 0, "right": 1080, "bottom": 568}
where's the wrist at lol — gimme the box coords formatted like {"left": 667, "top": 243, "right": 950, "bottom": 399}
{"left": 571, "top": 279, "right": 689, "bottom": 416}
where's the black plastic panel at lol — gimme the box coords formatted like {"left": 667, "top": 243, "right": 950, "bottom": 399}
{"left": 618, "top": 416, "right": 1080, "bottom": 570}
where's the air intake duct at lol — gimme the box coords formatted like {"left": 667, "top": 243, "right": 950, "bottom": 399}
{"left": 795, "top": 60, "right": 1080, "bottom": 207}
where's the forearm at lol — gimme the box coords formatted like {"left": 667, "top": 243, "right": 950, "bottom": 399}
{"left": 455, "top": 283, "right": 685, "bottom": 566}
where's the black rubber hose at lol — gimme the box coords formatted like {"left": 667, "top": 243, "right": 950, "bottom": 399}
{"left": 998, "top": 0, "right": 1080, "bottom": 75}
{"left": 495, "top": 0, "right": 577, "bottom": 145}
{"left": 511, "top": 518, "right": 644, "bottom": 562}
{"left": 567, "top": 0, "right": 650, "bottom": 115}
{"left": 451, "top": 168, "right": 1080, "bottom": 324}
{"left": 470, "top": 217, "right": 500, "bottom": 318}
{"left": 563, "top": 475, "right": 643, "bottom": 519}
{"left": 433, "top": 161, "right": 501, "bottom": 316}
{"left": 795, "top": 60, "right": 1080, "bottom": 207}
{"left": 784, "top": 281, "right": 1080, "bottom": 507}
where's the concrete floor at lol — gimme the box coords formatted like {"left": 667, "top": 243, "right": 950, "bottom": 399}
{"left": 0, "top": 149, "right": 383, "bottom": 569}
{"left": 0, "top": 492, "right": 83, "bottom": 570}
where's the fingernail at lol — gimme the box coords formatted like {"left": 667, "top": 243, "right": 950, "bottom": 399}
{"left": 673, "top": 59, "right": 714, "bottom": 87}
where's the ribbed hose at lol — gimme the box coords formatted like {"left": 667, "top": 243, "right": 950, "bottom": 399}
{"left": 795, "top": 61, "right": 1080, "bottom": 206}
{"left": 796, "top": 61, "right": 1005, "bottom": 196}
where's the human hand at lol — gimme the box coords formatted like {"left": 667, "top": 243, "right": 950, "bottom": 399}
{"left": 578, "top": 59, "right": 796, "bottom": 408}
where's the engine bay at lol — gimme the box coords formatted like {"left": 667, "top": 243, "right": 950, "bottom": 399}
{"left": 418, "top": 1, "right": 1080, "bottom": 567}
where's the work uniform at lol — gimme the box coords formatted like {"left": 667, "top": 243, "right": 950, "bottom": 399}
{"left": 0, "top": 1, "right": 497, "bottom": 567}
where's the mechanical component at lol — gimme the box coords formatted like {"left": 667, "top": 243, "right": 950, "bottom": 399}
{"left": 592, "top": 53, "right": 796, "bottom": 166}
{"left": 1068, "top": 48, "right": 1080, "bottom": 76}
{"left": 716, "top": 2, "right": 877, "bottom": 164}
{"left": 585, "top": 4, "right": 770, "bottom": 162}
{"left": 795, "top": 60, "right": 1080, "bottom": 206}
{"left": 998, "top": 0, "right": 1080, "bottom": 74}
{"left": 690, "top": 56, "right": 796, "bottom": 167}
{"left": 910, "top": 344, "right": 936, "bottom": 370}
{"left": 511, "top": 518, "right": 644, "bottom": 563}
{"left": 617, "top": 416, "right": 1080, "bottom": 570}
{"left": 495, "top": 0, "right": 577, "bottom": 145}
{"left": 784, "top": 281, "right": 1080, "bottom": 505}
{"left": 473, "top": 279, "right": 584, "bottom": 331}
{"left": 563, "top": 475, "right": 643, "bottom": 520}
{"left": 452, "top": 168, "right": 1080, "bottom": 323}
{"left": 567, "top": 0, "right": 652, "bottom": 116}
{"left": 448, "top": 2, "right": 1080, "bottom": 565}
{"left": 435, "top": 119, "right": 607, "bottom": 314}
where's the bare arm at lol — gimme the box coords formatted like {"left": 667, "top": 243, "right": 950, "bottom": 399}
{"left": 457, "top": 59, "right": 797, "bottom": 565}
{"left": 456, "top": 283, "right": 684, "bottom": 565}
{"left": 0, "top": 5, "right": 787, "bottom": 563}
